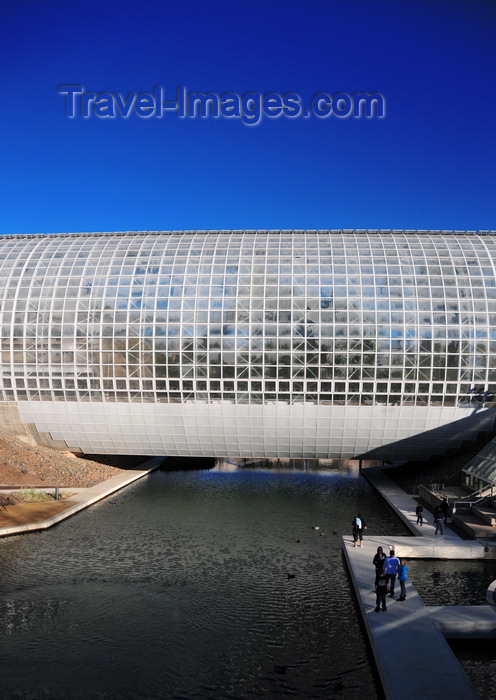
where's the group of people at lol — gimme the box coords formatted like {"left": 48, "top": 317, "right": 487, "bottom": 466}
{"left": 351, "top": 514, "right": 408, "bottom": 612}
{"left": 351, "top": 498, "right": 451, "bottom": 613}
{"left": 416, "top": 498, "right": 449, "bottom": 533}
{"left": 351, "top": 498, "right": 448, "bottom": 545}
{"left": 373, "top": 547, "right": 408, "bottom": 612}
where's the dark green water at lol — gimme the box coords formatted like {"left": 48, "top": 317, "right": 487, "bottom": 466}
{"left": 0, "top": 465, "right": 493, "bottom": 699}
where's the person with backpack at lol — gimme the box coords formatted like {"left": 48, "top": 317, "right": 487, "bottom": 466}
{"left": 415, "top": 502, "right": 424, "bottom": 526}
{"left": 383, "top": 549, "right": 400, "bottom": 597}
{"left": 351, "top": 513, "right": 367, "bottom": 547}
{"left": 374, "top": 570, "right": 389, "bottom": 612}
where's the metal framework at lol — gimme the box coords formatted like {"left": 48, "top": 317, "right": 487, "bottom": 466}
{"left": 1, "top": 230, "right": 495, "bottom": 459}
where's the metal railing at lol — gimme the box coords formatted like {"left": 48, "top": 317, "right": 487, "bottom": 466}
{"left": 423, "top": 483, "right": 489, "bottom": 514}
{"left": 452, "top": 494, "right": 490, "bottom": 513}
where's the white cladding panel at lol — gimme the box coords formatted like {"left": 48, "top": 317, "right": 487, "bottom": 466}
{"left": 18, "top": 401, "right": 496, "bottom": 461}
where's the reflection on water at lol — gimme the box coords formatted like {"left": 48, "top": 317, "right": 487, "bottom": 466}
{"left": 0, "top": 461, "right": 493, "bottom": 699}
{"left": 215, "top": 458, "right": 364, "bottom": 475}
{"left": 408, "top": 559, "right": 496, "bottom": 606}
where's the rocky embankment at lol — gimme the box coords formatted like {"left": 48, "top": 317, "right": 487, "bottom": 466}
{"left": 0, "top": 430, "right": 143, "bottom": 488}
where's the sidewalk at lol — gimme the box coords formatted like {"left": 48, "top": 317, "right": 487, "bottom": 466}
{"left": 363, "top": 467, "right": 489, "bottom": 558}
{"left": 343, "top": 467, "right": 496, "bottom": 700}
{"left": 0, "top": 458, "right": 161, "bottom": 537}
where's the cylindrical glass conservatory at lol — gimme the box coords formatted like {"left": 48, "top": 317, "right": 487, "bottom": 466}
{"left": 1, "top": 230, "right": 495, "bottom": 459}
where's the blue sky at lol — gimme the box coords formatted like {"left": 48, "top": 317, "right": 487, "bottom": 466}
{"left": 1, "top": 0, "right": 495, "bottom": 235}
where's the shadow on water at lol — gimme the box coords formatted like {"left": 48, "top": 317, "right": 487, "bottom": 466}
{"left": 158, "top": 456, "right": 384, "bottom": 475}
{"left": 215, "top": 457, "right": 364, "bottom": 474}
{"left": 158, "top": 456, "right": 216, "bottom": 471}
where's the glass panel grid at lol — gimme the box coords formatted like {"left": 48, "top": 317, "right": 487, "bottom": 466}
{"left": 0, "top": 230, "right": 495, "bottom": 408}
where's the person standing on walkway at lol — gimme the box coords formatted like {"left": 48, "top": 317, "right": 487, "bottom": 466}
{"left": 352, "top": 513, "right": 367, "bottom": 547}
{"left": 441, "top": 497, "right": 449, "bottom": 525}
{"left": 415, "top": 502, "right": 424, "bottom": 526}
{"left": 374, "top": 570, "right": 389, "bottom": 612}
{"left": 397, "top": 558, "right": 408, "bottom": 600}
{"left": 384, "top": 549, "right": 400, "bottom": 597}
{"left": 373, "top": 546, "right": 387, "bottom": 584}
{"left": 434, "top": 506, "right": 445, "bottom": 535}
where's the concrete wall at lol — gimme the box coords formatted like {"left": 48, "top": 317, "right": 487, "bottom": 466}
{"left": 0, "top": 402, "right": 71, "bottom": 451}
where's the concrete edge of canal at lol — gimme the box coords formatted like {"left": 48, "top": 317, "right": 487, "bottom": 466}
{"left": 0, "top": 457, "right": 162, "bottom": 537}
{"left": 342, "top": 467, "right": 496, "bottom": 700}
{"left": 2, "top": 455, "right": 495, "bottom": 699}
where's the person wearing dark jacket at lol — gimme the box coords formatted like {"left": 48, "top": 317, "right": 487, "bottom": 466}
{"left": 441, "top": 498, "right": 449, "bottom": 523}
{"left": 374, "top": 570, "right": 389, "bottom": 612}
{"left": 373, "top": 546, "right": 387, "bottom": 584}
{"left": 434, "top": 506, "right": 445, "bottom": 535}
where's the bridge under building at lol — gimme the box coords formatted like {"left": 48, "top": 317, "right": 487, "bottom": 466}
{"left": 1, "top": 229, "right": 496, "bottom": 461}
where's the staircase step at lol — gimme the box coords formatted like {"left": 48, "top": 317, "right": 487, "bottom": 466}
{"left": 472, "top": 505, "right": 496, "bottom": 526}
{"left": 452, "top": 510, "right": 496, "bottom": 538}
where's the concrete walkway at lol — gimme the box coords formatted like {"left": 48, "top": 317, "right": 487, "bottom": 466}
{"left": 364, "top": 467, "right": 488, "bottom": 558}
{"left": 0, "top": 457, "right": 161, "bottom": 537}
{"left": 343, "top": 467, "right": 496, "bottom": 700}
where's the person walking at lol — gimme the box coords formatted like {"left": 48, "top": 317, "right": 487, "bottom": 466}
{"left": 351, "top": 513, "right": 367, "bottom": 547}
{"left": 415, "top": 502, "right": 424, "bottom": 526}
{"left": 434, "top": 506, "right": 445, "bottom": 535}
{"left": 373, "top": 546, "right": 387, "bottom": 584}
{"left": 383, "top": 549, "right": 400, "bottom": 597}
{"left": 374, "top": 570, "right": 389, "bottom": 612}
{"left": 397, "top": 558, "right": 408, "bottom": 600}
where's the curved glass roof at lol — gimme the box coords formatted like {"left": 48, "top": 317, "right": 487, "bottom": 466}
{"left": 1, "top": 229, "right": 496, "bottom": 409}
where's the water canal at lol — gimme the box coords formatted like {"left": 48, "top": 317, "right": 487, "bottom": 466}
{"left": 0, "top": 462, "right": 494, "bottom": 699}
